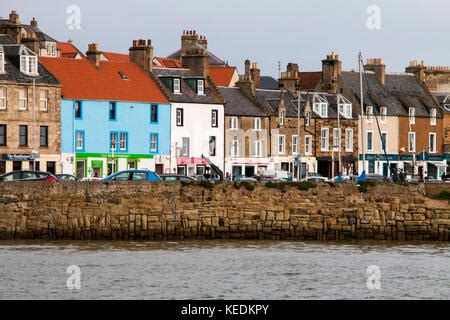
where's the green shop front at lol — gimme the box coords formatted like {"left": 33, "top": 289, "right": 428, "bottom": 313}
{"left": 75, "top": 153, "right": 154, "bottom": 179}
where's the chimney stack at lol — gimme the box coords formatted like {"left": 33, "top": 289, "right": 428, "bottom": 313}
{"left": 198, "top": 35, "right": 208, "bottom": 50}
{"left": 364, "top": 58, "right": 386, "bottom": 85}
{"left": 86, "top": 43, "right": 102, "bottom": 67}
{"left": 405, "top": 60, "right": 426, "bottom": 84}
{"left": 30, "top": 17, "right": 38, "bottom": 28}
{"left": 181, "top": 47, "right": 209, "bottom": 79}
{"left": 250, "top": 62, "right": 261, "bottom": 89}
{"left": 321, "top": 52, "right": 342, "bottom": 94}
{"left": 236, "top": 59, "right": 256, "bottom": 97}
{"left": 181, "top": 30, "right": 199, "bottom": 54}
{"left": 9, "top": 10, "right": 19, "bottom": 24}
{"left": 129, "top": 39, "right": 154, "bottom": 72}
{"left": 278, "top": 62, "right": 301, "bottom": 91}
{"left": 21, "top": 32, "right": 40, "bottom": 54}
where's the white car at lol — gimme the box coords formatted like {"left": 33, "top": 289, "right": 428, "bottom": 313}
{"left": 301, "top": 176, "right": 330, "bottom": 182}
{"left": 80, "top": 177, "right": 103, "bottom": 182}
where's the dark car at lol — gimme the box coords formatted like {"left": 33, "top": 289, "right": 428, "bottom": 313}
{"left": 102, "top": 170, "right": 161, "bottom": 182}
{"left": 0, "top": 170, "right": 58, "bottom": 182}
{"left": 159, "top": 174, "right": 196, "bottom": 182}
{"left": 55, "top": 174, "right": 78, "bottom": 181}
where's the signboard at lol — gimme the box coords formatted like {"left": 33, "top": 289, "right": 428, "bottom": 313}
{"left": 1, "top": 153, "right": 39, "bottom": 161}
{"left": 359, "top": 154, "right": 399, "bottom": 161}
{"left": 76, "top": 153, "right": 154, "bottom": 159}
{"left": 177, "top": 157, "right": 208, "bottom": 166}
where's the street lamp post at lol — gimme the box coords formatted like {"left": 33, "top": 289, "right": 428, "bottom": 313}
{"left": 297, "top": 88, "right": 302, "bottom": 181}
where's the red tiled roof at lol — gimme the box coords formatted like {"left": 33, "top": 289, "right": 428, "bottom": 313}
{"left": 57, "top": 42, "right": 84, "bottom": 59}
{"left": 102, "top": 51, "right": 129, "bottom": 63}
{"left": 299, "top": 72, "right": 322, "bottom": 91}
{"left": 155, "top": 57, "right": 182, "bottom": 68}
{"left": 40, "top": 57, "right": 169, "bottom": 103}
{"left": 209, "top": 66, "right": 237, "bottom": 86}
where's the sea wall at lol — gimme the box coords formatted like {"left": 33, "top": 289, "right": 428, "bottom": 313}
{"left": 0, "top": 182, "right": 448, "bottom": 241}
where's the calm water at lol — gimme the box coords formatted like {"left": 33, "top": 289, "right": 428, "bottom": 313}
{"left": 0, "top": 241, "right": 448, "bottom": 300}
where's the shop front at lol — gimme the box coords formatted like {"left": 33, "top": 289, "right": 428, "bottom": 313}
{"left": 177, "top": 157, "right": 210, "bottom": 177}
{"left": 225, "top": 157, "right": 272, "bottom": 179}
{"left": 0, "top": 153, "right": 61, "bottom": 175}
{"left": 359, "top": 154, "right": 400, "bottom": 177}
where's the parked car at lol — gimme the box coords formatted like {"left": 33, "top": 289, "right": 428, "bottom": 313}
{"left": 235, "top": 176, "right": 258, "bottom": 182}
{"left": 102, "top": 170, "right": 161, "bottom": 182}
{"left": 80, "top": 177, "right": 103, "bottom": 182}
{"left": 55, "top": 174, "right": 78, "bottom": 181}
{"left": 159, "top": 174, "right": 196, "bottom": 182}
{"left": 261, "top": 170, "right": 293, "bottom": 181}
{"left": 0, "top": 170, "right": 58, "bottom": 182}
{"left": 301, "top": 176, "right": 329, "bottom": 183}
{"left": 192, "top": 175, "right": 208, "bottom": 181}
{"left": 362, "top": 173, "right": 389, "bottom": 182}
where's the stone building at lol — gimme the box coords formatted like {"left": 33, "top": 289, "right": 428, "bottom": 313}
{"left": 0, "top": 11, "right": 57, "bottom": 57}
{"left": 0, "top": 39, "right": 61, "bottom": 175}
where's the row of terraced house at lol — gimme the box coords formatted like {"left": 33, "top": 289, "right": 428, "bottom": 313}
{"left": 0, "top": 11, "right": 449, "bottom": 180}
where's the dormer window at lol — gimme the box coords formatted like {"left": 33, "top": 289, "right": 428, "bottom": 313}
{"left": 0, "top": 52, "right": 4, "bottom": 73}
{"left": 197, "top": 79, "right": 204, "bottom": 95}
{"left": 366, "top": 106, "right": 373, "bottom": 123}
{"left": 173, "top": 78, "right": 181, "bottom": 94}
{"left": 339, "top": 104, "right": 352, "bottom": 119}
{"left": 380, "top": 107, "right": 387, "bottom": 123}
{"left": 409, "top": 107, "right": 415, "bottom": 124}
{"left": 312, "top": 95, "right": 328, "bottom": 118}
{"left": 20, "top": 54, "right": 38, "bottom": 76}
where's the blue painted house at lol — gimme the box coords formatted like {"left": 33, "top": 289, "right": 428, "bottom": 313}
{"left": 41, "top": 43, "right": 171, "bottom": 178}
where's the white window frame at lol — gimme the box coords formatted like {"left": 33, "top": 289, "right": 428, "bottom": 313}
{"left": 345, "top": 128, "right": 353, "bottom": 152}
{"left": 381, "top": 131, "right": 388, "bottom": 151}
{"left": 39, "top": 89, "right": 48, "bottom": 111}
{"left": 197, "top": 79, "right": 204, "bottom": 95}
{"left": 292, "top": 135, "right": 299, "bottom": 155}
{"left": 305, "top": 135, "right": 312, "bottom": 155}
{"left": 181, "top": 137, "right": 190, "bottom": 157}
{"left": 409, "top": 107, "right": 415, "bottom": 124}
{"left": 380, "top": 107, "right": 387, "bottom": 123}
{"left": 429, "top": 133, "right": 436, "bottom": 154}
{"left": 110, "top": 132, "right": 118, "bottom": 151}
{"left": 408, "top": 132, "right": 416, "bottom": 153}
{"left": 119, "top": 132, "right": 127, "bottom": 151}
{"left": 0, "top": 86, "right": 6, "bottom": 110}
{"left": 279, "top": 110, "right": 285, "bottom": 125}
{"left": 253, "top": 118, "right": 261, "bottom": 131}
{"left": 253, "top": 140, "right": 262, "bottom": 157}
{"left": 332, "top": 128, "right": 341, "bottom": 151}
{"left": 211, "top": 109, "right": 218, "bottom": 128}
{"left": 321, "top": 128, "right": 329, "bottom": 151}
{"left": 339, "top": 104, "right": 352, "bottom": 119}
{"left": 176, "top": 108, "right": 183, "bottom": 126}
{"left": 19, "top": 88, "right": 27, "bottom": 110}
{"left": 173, "top": 78, "right": 181, "bottom": 94}
{"left": 278, "top": 135, "right": 285, "bottom": 155}
{"left": 305, "top": 111, "right": 310, "bottom": 126}
{"left": 20, "top": 55, "right": 27, "bottom": 73}
{"left": 76, "top": 131, "right": 84, "bottom": 151}
{"left": 150, "top": 134, "right": 158, "bottom": 153}
{"left": 320, "top": 103, "right": 328, "bottom": 118}
{"left": 20, "top": 55, "right": 38, "bottom": 76}
{"left": 0, "top": 52, "right": 4, "bottom": 73}
{"left": 366, "top": 131, "right": 374, "bottom": 152}
{"left": 231, "top": 140, "right": 239, "bottom": 157}
{"left": 230, "top": 117, "right": 238, "bottom": 130}
{"left": 366, "top": 106, "right": 373, "bottom": 123}
{"left": 430, "top": 108, "right": 437, "bottom": 126}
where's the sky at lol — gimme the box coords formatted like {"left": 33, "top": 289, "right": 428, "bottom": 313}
{"left": 1, "top": 0, "right": 448, "bottom": 77}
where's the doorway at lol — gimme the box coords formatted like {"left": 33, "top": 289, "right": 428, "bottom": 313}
{"left": 245, "top": 166, "right": 255, "bottom": 177}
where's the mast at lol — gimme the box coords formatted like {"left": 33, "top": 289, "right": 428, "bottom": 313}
{"left": 359, "top": 52, "right": 366, "bottom": 175}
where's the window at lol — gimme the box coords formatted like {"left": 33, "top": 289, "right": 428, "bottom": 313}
{"left": 231, "top": 139, "right": 239, "bottom": 157}
{"left": 197, "top": 80, "right": 204, "bottom": 95}
{"left": 0, "top": 87, "right": 6, "bottom": 110}
{"left": 19, "top": 125, "right": 28, "bottom": 146}
{"left": 368, "top": 160, "right": 375, "bottom": 174}
{"left": 211, "top": 110, "right": 218, "bottom": 128}
{"left": 408, "top": 132, "right": 416, "bottom": 152}
{"left": 20, "top": 55, "right": 38, "bottom": 75}
{"left": 75, "top": 101, "right": 82, "bottom": 119}
{"left": 305, "top": 111, "right": 310, "bottom": 126}
{"left": 279, "top": 110, "right": 285, "bottom": 125}
{"left": 75, "top": 131, "right": 84, "bottom": 151}
{"left": 367, "top": 131, "right": 373, "bottom": 151}
{"left": 333, "top": 128, "right": 341, "bottom": 151}
{"left": 19, "top": 88, "right": 27, "bottom": 110}
{"left": 0, "top": 124, "right": 6, "bottom": 146}
{"left": 366, "top": 106, "right": 373, "bottom": 123}
{"left": 20, "top": 55, "right": 27, "bottom": 73}
{"left": 118, "top": 71, "right": 128, "bottom": 80}
{"left": 278, "top": 135, "right": 285, "bottom": 154}
{"left": 320, "top": 103, "right": 328, "bottom": 117}
{"left": 46, "top": 161, "right": 56, "bottom": 175}
{"left": 321, "top": 128, "right": 329, "bottom": 151}
{"left": 381, "top": 132, "right": 387, "bottom": 151}
{"left": 339, "top": 104, "right": 352, "bottom": 118}
{"left": 292, "top": 135, "right": 299, "bottom": 155}
{"left": 181, "top": 137, "right": 190, "bottom": 157}
{"left": 253, "top": 140, "right": 262, "bottom": 157}
{"left": 380, "top": 107, "right": 387, "bottom": 123}
{"left": 150, "top": 133, "right": 158, "bottom": 153}
{"left": 173, "top": 78, "right": 181, "bottom": 93}
{"left": 253, "top": 118, "right": 261, "bottom": 131}
{"left": 39, "top": 126, "right": 48, "bottom": 147}
{"left": 409, "top": 107, "right": 415, "bottom": 124}
{"left": 39, "top": 89, "right": 48, "bottom": 111}
{"left": 151, "top": 105, "right": 158, "bottom": 123}
{"left": 305, "top": 136, "right": 312, "bottom": 155}
{"left": 209, "top": 136, "right": 216, "bottom": 156}
{"left": 110, "top": 132, "right": 118, "bottom": 151}
{"left": 430, "top": 108, "right": 437, "bottom": 126}
{"left": 176, "top": 108, "right": 184, "bottom": 126}
{"left": 345, "top": 128, "right": 353, "bottom": 152}
{"left": 230, "top": 117, "right": 238, "bottom": 129}
{"left": 119, "top": 132, "right": 127, "bottom": 151}
{"left": 109, "top": 102, "right": 117, "bottom": 120}
{"left": 0, "top": 52, "right": 4, "bottom": 73}
{"left": 429, "top": 133, "right": 436, "bottom": 153}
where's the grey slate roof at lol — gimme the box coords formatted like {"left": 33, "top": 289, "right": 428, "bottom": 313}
{"left": 259, "top": 76, "right": 279, "bottom": 90}
{"left": 21, "top": 24, "right": 57, "bottom": 43}
{"left": 255, "top": 89, "right": 301, "bottom": 117}
{"left": 0, "top": 34, "right": 14, "bottom": 44}
{"left": 218, "top": 86, "right": 268, "bottom": 117}
{"left": 0, "top": 44, "right": 59, "bottom": 85}
{"left": 152, "top": 67, "right": 221, "bottom": 104}
{"left": 168, "top": 47, "right": 225, "bottom": 66}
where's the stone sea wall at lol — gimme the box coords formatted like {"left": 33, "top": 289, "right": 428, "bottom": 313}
{"left": 0, "top": 182, "right": 448, "bottom": 241}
